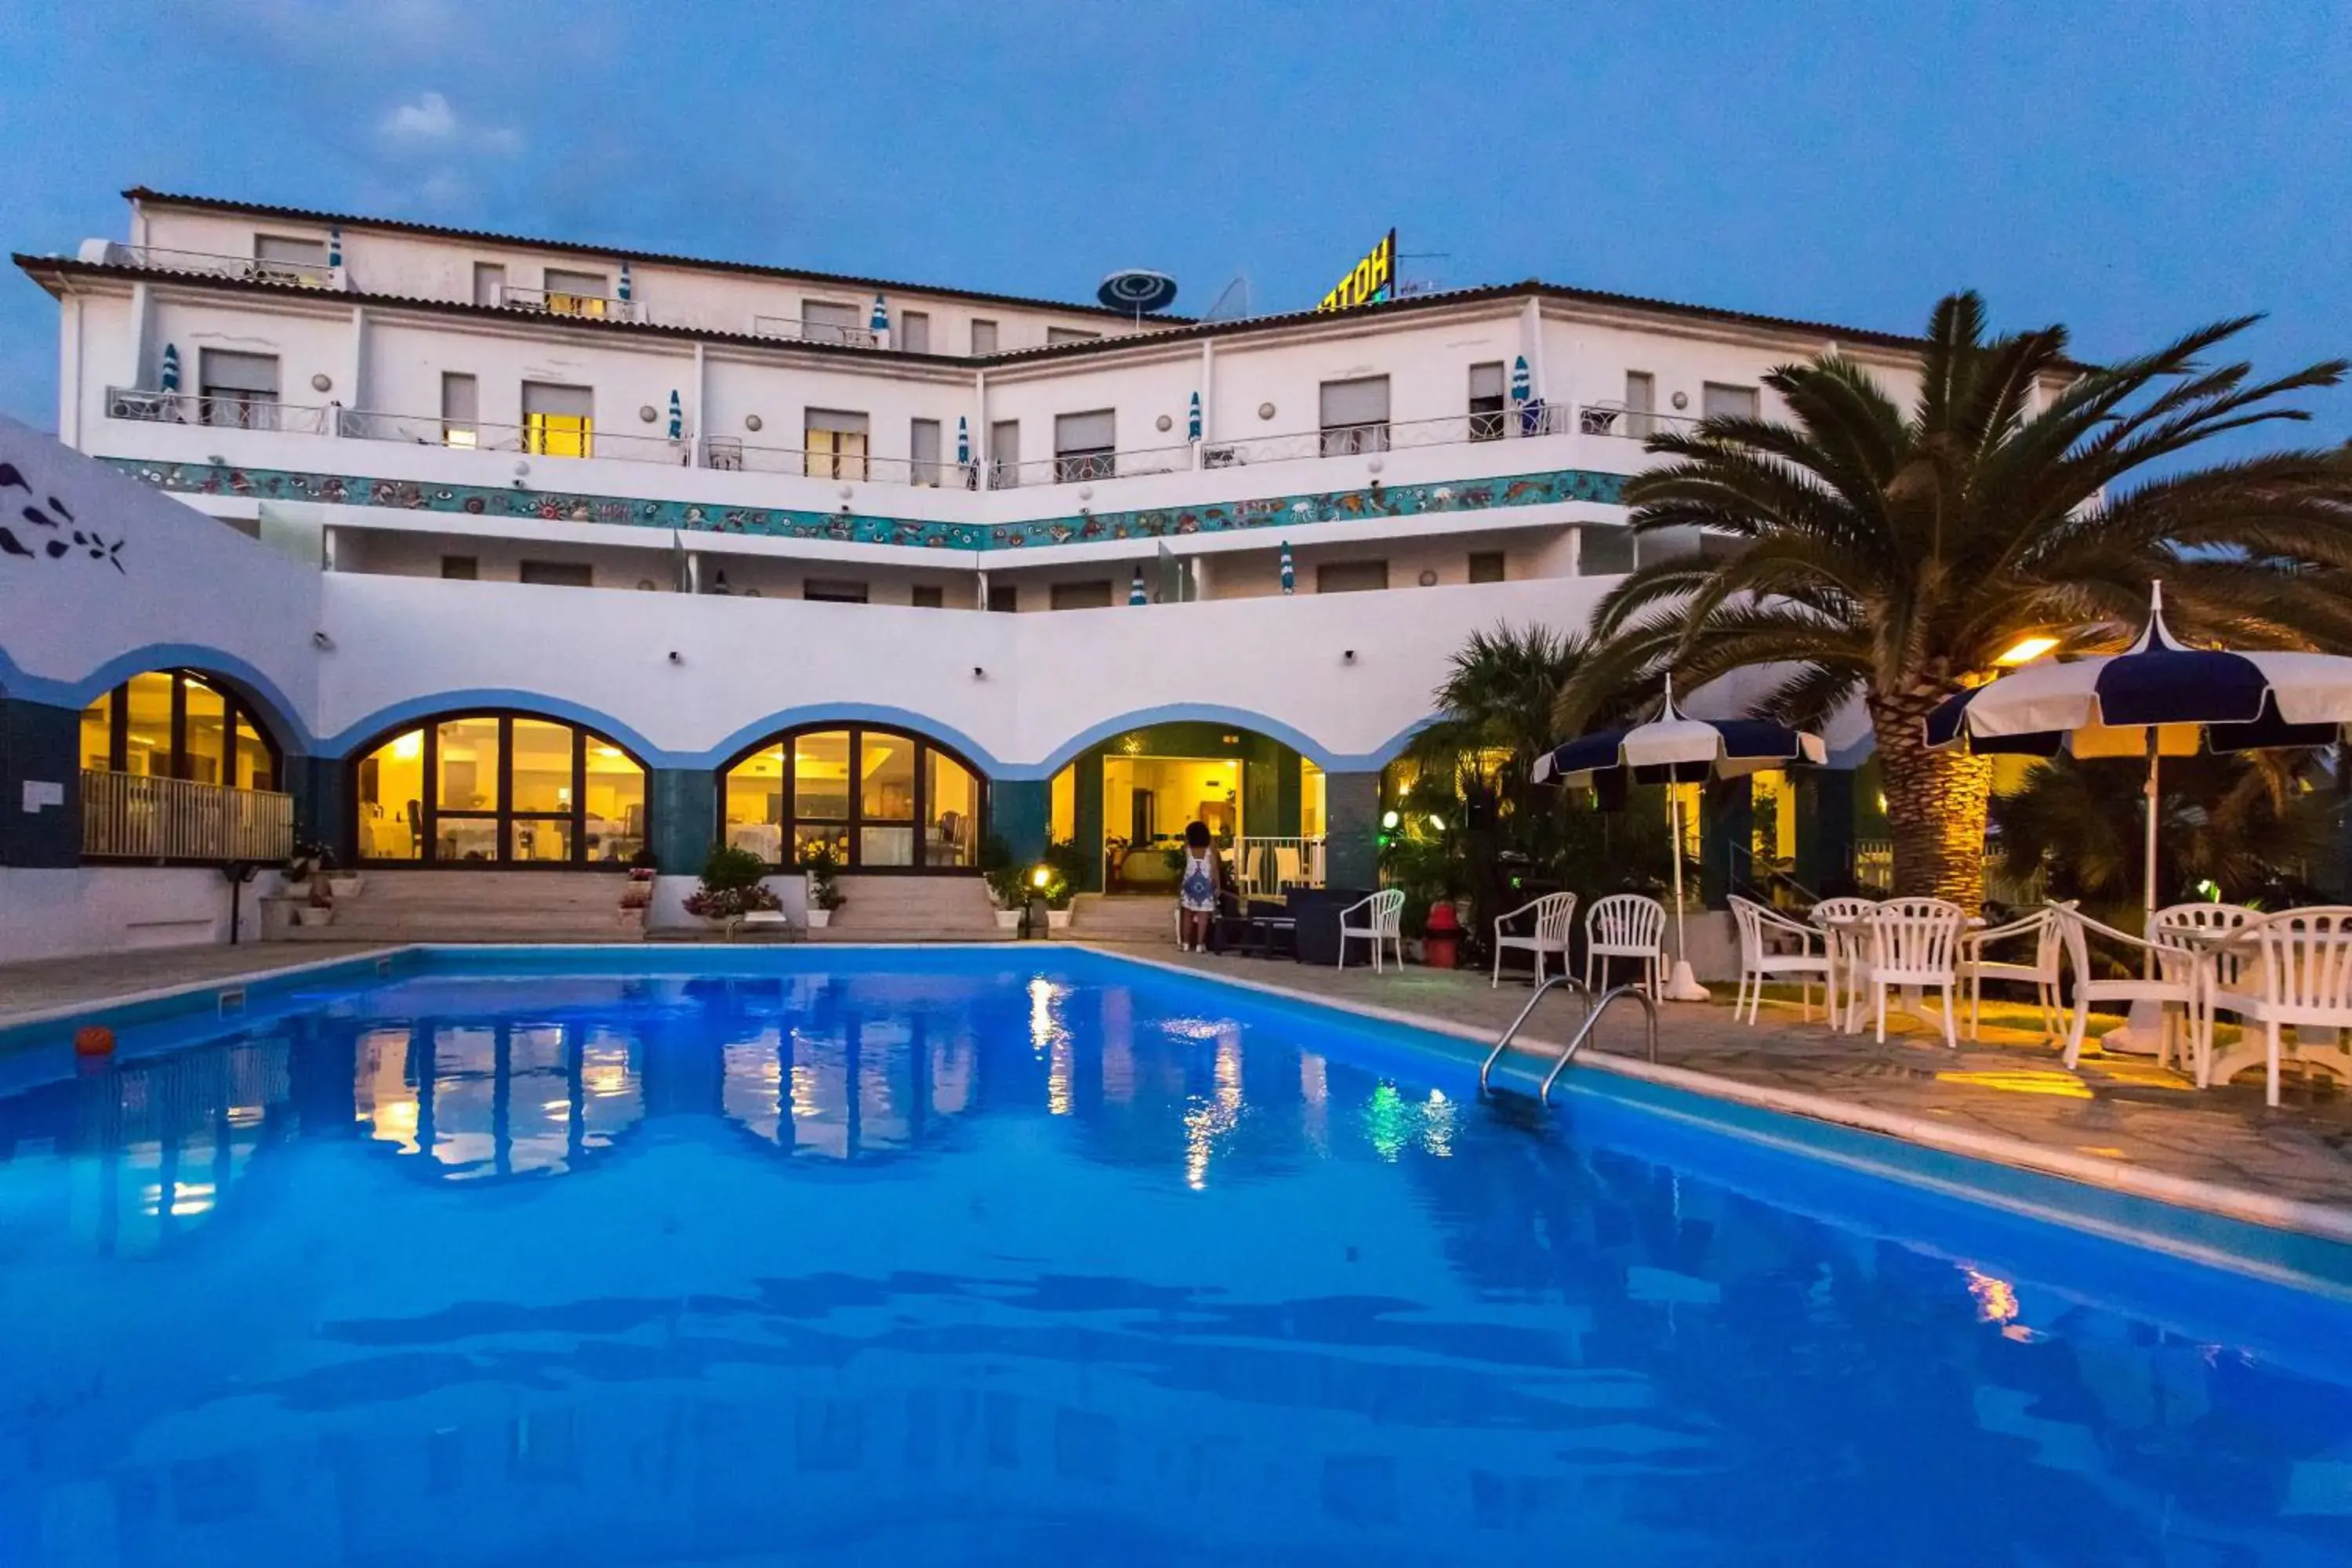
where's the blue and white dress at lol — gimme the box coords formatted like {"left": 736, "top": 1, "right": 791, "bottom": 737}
{"left": 1178, "top": 850, "right": 1217, "bottom": 914}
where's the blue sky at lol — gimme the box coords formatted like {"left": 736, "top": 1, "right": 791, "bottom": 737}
{"left": 3, "top": 0, "right": 2348, "bottom": 450}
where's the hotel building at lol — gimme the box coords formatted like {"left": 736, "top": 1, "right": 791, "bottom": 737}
{"left": 2, "top": 188, "right": 1923, "bottom": 956}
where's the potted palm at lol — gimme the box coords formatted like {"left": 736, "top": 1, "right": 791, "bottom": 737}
{"left": 1040, "top": 839, "right": 1088, "bottom": 931}
{"left": 322, "top": 844, "right": 364, "bottom": 902}
{"left": 682, "top": 843, "right": 780, "bottom": 930}
{"left": 979, "top": 834, "right": 1025, "bottom": 930}
{"left": 799, "top": 844, "right": 845, "bottom": 928}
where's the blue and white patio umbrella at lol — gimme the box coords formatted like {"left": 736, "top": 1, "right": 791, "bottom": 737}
{"left": 1187, "top": 390, "right": 1202, "bottom": 443}
{"left": 1927, "top": 581, "right": 2352, "bottom": 925}
{"left": 1130, "top": 565, "right": 1149, "bottom": 605}
{"left": 159, "top": 343, "right": 180, "bottom": 393}
{"left": 1279, "top": 540, "right": 1295, "bottom": 596}
{"left": 1536, "top": 678, "right": 1827, "bottom": 1000}
{"left": 667, "top": 390, "right": 683, "bottom": 441}
{"left": 871, "top": 294, "right": 889, "bottom": 335}
{"left": 1510, "top": 355, "right": 1530, "bottom": 405}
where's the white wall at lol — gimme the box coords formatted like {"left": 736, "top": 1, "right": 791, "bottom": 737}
{"left": 0, "top": 866, "right": 284, "bottom": 961}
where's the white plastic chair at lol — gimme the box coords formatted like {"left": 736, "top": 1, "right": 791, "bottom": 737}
{"left": 1584, "top": 894, "right": 1666, "bottom": 999}
{"left": 1729, "top": 895, "right": 1830, "bottom": 1024}
{"left": 1492, "top": 891, "right": 1577, "bottom": 989}
{"left": 1337, "top": 889, "right": 1406, "bottom": 972}
{"left": 1959, "top": 905, "right": 2068, "bottom": 1040}
{"left": 2054, "top": 905, "right": 2201, "bottom": 1073}
{"left": 1858, "top": 898, "right": 1966, "bottom": 1047}
{"left": 2205, "top": 906, "right": 2352, "bottom": 1107}
{"left": 1810, "top": 897, "right": 1880, "bottom": 1033}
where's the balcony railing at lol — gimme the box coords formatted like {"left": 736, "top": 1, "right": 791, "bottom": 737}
{"left": 1573, "top": 403, "right": 1703, "bottom": 441}
{"left": 105, "top": 388, "right": 333, "bottom": 434}
{"left": 701, "top": 438, "right": 972, "bottom": 488}
{"left": 93, "top": 243, "right": 341, "bottom": 289}
{"left": 339, "top": 408, "right": 691, "bottom": 464}
{"left": 750, "top": 314, "right": 880, "bottom": 350}
{"left": 1235, "top": 835, "right": 1326, "bottom": 896}
{"left": 82, "top": 771, "right": 295, "bottom": 863}
{"left": 988, "top": 445, "right": 1193, "bottom": 488}
{"left": 495, "top": 285, "right": 647, "bottom": 324}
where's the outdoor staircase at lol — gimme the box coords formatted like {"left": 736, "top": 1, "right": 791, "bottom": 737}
{"left": 282, "top": 870, "right": 644, "bottom": 942}
{"left": 1061, "top": 893, "right": 1175, "bottom": 944}
{"left": 811, "top": 876, "right": 1010, "bottom": 942}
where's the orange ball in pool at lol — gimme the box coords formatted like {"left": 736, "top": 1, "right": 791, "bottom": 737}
{"left": 73, "top": 1025, "right": 115, "bottom": 1057}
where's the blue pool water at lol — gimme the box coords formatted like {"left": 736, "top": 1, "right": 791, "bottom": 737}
{"left": 2, "top": 949, "right": 2350, "bottom": 1566}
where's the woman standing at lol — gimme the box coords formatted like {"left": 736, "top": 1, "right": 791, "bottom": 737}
{"left": 1177, "top": 820, "right": 1221, "bottom": 953}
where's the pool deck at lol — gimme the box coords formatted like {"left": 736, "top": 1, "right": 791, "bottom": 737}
{"left": 3, "top": 938, "right": 2347, "bottom": 1240}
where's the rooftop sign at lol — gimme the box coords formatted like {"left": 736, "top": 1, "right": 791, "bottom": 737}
{"left": 1316, "top": 229, "right": 1395, "bottom": 314}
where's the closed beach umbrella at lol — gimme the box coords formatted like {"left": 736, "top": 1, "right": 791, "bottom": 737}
{"left": 956, "top": 416, "right": 971, "bottom": 464}
{"left": 1927, "top": 581, "right": 2352, "bottom": 929}
{"left": 871, "top": 294, "right": 889, "bottom": 334}
{"left": 1279, "top": 540, "right": 1295, "bottom": 597}
{"left": 328, "top": 225, "right": 342, "bottom": 269}
{"left": 1187, "top": 390, "right": 1202, "bottom": 443}
{"left": 1511, "top": 355, "right": 1530, "bottom": 404}
{"left": 1537, "top": 678, "right": 1825, "bottom": 1000}
{"left": 159, "top": 343, "right": 180, "bottom": 393}
{"left": 618, "top": 262, "right": 632, "bottom": 303}
{"left": 667, "top": 390, "right": 683, "bottom": 440}
{"left": 1130, "top": 565, "right": 1148, "bottom": 605}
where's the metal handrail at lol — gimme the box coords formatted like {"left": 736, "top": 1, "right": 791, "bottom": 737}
{"left": 95, "top": 243, "right": 340, "bottom": 289}
{"left": 496, "top": 284, "right": 646, "bottom": 324}
{"left": 1479, "top": 977, "right": 1660, "bottom": 1106}
{"left": 750, "top": 314, "right": 879, "bottom": 349}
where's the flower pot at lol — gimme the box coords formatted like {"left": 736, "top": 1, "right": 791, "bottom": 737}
{"left": 292, "top": 906, "right": 336, "bottom": 927}
{"left": 326, "top": 874, "right": 364, "bottom": 900}
{"left": 995, "top": 909, "right": 1022, "bottom": 931}
{"left": 1047, "top": 908, "right": 1073, "bottom": 931}
{"left": 806, "top": 909, "right": 832, "bottom": 930}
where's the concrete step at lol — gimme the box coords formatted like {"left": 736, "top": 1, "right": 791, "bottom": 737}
{"left": 287, "top": 869, "right": 644, "bottom": 941}
{"left": 1067, "top": 895, "right": 1176, "bottom": 939}
{"left": 824, "top": 877, "right": 1002, "bottom": 940}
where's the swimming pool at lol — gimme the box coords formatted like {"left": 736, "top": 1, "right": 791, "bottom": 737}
{"left": 2, "top": 946, "right": 2348, "bottom": 1565}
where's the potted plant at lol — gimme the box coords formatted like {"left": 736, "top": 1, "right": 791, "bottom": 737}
{"left": 284, "top": 836, "right": 325, "bottom": 895}
{"left": 798, "top": 844, "right": 846, "bottom": 929}
{"left": 293, "top": 875, "right": 336, "bottom": 927}
{"left": 978, "top": 833, "right": 1025, "bottom": 931}
{"left": 321, "top": 844, "right": 363, "bottom": 902}
{"left": 682, "top": 843, "right": 780, "bottom": 930}
{"left": 619, "top": 846, "right": 657, "bottom": 927}
{"left": 1040, "top": 838, "right": 1088, "bottom": 931}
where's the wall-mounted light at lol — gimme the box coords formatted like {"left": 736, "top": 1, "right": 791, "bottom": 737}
{"left": 745, "top": 413, "right": 764, "bottom": 433}
{"left": 310, "top": 372, "right": 332, "bottom": 393}
{"left": 310, "top": 630, "right": 334, "bottom": 650}
{"left": 1030, "top": 866, "right": 1052, "bottom": 889}
{"left": 1381, "top": 810, "right": 1400, "bottom": 830}
{"left": 1342, "top": 649, "right": 1356, "bottom": 663}
{"left": 1995, "top": 633, "right": 2060, "bottom": 666}
{"left": 972, "top": 665, "right": 986, "bottom": 680}
{"left": 638, "top": 405, "right": 658, "bottom": 423}
{"left": 668, "top": 651, "right": 683, "bottom": 664}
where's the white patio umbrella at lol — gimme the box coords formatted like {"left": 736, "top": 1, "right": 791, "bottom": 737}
{"left": 1536, "top": 678, "right": 1826, "bottom": 1000}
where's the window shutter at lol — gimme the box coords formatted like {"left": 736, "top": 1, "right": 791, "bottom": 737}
{"left": 522, "top": 382, "right": 593, "bottom": 418}
{"left": 1468, "top": 363, "right": 1505, "bottom": 401}
{"left": 1319, "top": 376, "right": 1390, "bottom": 426}
{"left": 899, "top": 310, "right": 931, "bottom": 354}
{"left": 1701, "top": 383, "right": 1759, "bottom": 420}
{"left": 199, "top": 350, "right": 280, "bottom": 393}
{"left": 1054, "top": 410, "right": 1116, "bottom": 452}
{"left": 544, "top": 267, "right": 608, "bottom": 296}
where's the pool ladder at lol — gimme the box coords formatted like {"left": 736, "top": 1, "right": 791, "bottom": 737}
{"left": 1477, "top": 975, "right": 1659, "bottom": 1108}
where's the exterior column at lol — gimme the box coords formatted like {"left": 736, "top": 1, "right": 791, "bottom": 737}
{"left": 1700, "top": 778, "right": 1753, "bottom": 909}
{"left": 649, "top": 768, "right": 716, "bottom": 874}
{"left": 993, "top": 779, "right": 1050, "bottom": 866}
{"left": 1796, "top": 768, "right": 1858, "bottom": 898}
{"left": 0, "top": 696, "right": 82, "bottom": 868}
{"left": 1073, "top": 753, "right": 1104, "bottom": 891}
{"left": 1323, "top": 769, "right": 1382, "bottom": 890}
{"left": 285, "top": 754, "right": 350, "bottom": 865}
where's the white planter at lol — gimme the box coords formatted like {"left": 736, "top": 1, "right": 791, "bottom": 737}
{"left": 292, "top": 906, "right": 336, "bottom": 927}
{"left": 994, "top": 909, "right": 1022, "bottom": 931}
{"left": 806, "top": 909, "right": 832, "bottom": 929}
{"left": 326, "top": 875, "right": 364, "bottom": 900}
{"left": 1047, "top": 908, "right": 1073, "bottom": 931}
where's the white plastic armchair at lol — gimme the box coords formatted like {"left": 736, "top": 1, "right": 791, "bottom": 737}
{"left": 1492, "top": 891, "right": 1577, "bottom": 989}
{"left": 2204, "top": 906, "right": 2352, "bottom": 1106}
{"left": 1860, "top": 898, "right": 1967, "bottom": 1047}
{"left": 2053, "top": 905, "right": 2201, "bottom": 1074}
{"left": 1729, "top": 895, "right": 1830, "bottom": 1024}
{"left": 1809, "top": 897, "right": 1880, "bottom": 1033}
{"left": 1584, "top": 894, "right": 1667, "bottom": 999}
{"left": 1338, "top": 888, "right": 1406, "bottom": 972}
{"left": 1959, "top": 904, "right": 2069, "bottom": 1040}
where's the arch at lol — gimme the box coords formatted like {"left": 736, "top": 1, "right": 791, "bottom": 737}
{"left": 0, "top": 641, "right": 311, "bottom": 754}
{"left": 348, "top": 707, "right": 653, "bottom": 869}
{"left": 74, "top": 666, "right": 290, "bottom": 794}
{"left": 717, "top": 719, "right": 988, "bottom": 874}
{"left": 699, "top": 702, "right": 1008, "bottom": 776}
{"left": 319, "top": 689, "right": 668, "bottom": 765}
{"left": 1023, "top": 703, "right": 1358, "bottom": 779}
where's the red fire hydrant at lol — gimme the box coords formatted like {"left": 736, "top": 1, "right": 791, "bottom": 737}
{"left": 1420, "top": 900, "right": 1463, "bottom": 968}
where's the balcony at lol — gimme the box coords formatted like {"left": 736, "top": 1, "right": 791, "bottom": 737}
{"left": 339, "top": 408, "right": 691, "bottom": 464}
{"left": 105, "top": 387, "right": 333, "bottom": 433}
{"left": 82, "top": 771, "right": 295, "bottom": 863}
{"left": 1572, "top": 403, "right": 1703, "bottom": 441}
{"left": 750, "top": 314, "right": 879, "bottom": 350}
{"left": 495, "top": 284, "right": 647, "bottom": 324}
{"left": 85, "top": 241, "right": 343, "bottom": 289}
{"left": 988, "top": 445, "right": 1192, "bottom": 489}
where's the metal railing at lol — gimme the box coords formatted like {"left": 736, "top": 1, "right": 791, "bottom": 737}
{"left": 1573, "top": 403, "right": 1704, "bottom": 441}
{"left": 105, "top": 388, "right": 332, "bottom": 434}
{"left": 95, "top": 243, "right": 340, "bottom": 289}
{"left": 700, "top": 438, "right": 969, "bottom": 487}
{"left": 339, "top": 408, "right": 691, "bottom": 464}
{"left": 989, "top": 445, "right": 1194, "bottom": 488}
{"left": 1853, "top": 838, "right": 1894, "bottom": 892}
{"left": 82, "top": 771, "right": 294, "bottom": 863}
{"left": 750, "top": 314, "right": 879, "bottom": 350}
{"left": 1235, "top": 835, "right": 1327, "bottom": 895}
{"left": 496, "top": 285, "right": 647, "bottom": 324}
{"left": 1478, "top": 978, "right": 1661, "bottom": 1106}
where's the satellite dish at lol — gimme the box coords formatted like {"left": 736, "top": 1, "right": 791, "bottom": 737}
{"left": 1098, "top": 268, "right": 1178, "bottom": 315}
{"left": 1202, "top": 272, "right": 1254, "bottom": 322}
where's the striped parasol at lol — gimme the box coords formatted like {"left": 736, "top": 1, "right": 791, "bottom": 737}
{"left": 1130, "top": 565, "right": 1149, "bottom": 605}
{"left": 159, "top": 343, "right": 180, "bottom": 393}
{"left": 871, "top": 294, "right": 889, "bottom": 334}
{"left": 1511, "top": 355, "right": 1530, "bottom": 404}
{"left": 667, "top": 390, "right": 683, "bottom": 441}
{"left": 1279, "top": 540, "right": 1295, "bottom": 596}
{"left": 618, "top": 262, "right": 632, "bottom": 303}
{"left": 328, "top": 225, "right": 342, "bottom": 269}
{"left": 956, "top": 416, "right": 971, "bottom": 464}
{"left": 1187, "top": 390, "right": 1202, "bottom": 443}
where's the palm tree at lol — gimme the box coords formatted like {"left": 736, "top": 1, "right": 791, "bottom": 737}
{"left": 1557, "top": 291, "right": 2352, "bottom": 906}
{"left": 1405, "top": 623, "right": 1595, "bottom": 810}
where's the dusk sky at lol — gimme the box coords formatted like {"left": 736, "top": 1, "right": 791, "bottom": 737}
{"left": 3, "top": 0, "right": 2347, "bottom": 452}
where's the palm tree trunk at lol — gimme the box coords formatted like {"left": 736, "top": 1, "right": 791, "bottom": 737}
{"left": 1867, "top": 689, "right": 1994, "bottom": 909}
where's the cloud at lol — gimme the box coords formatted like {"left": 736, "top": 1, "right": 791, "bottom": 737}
{"left": 379, "top": 90, "right": 521, "bottom": 155}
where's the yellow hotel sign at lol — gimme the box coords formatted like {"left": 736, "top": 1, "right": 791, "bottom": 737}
{"left": 1316, "top": 229, "right": 1396, "bottom": 314}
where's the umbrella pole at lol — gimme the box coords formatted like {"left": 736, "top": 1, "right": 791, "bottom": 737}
{"left": 1662, "top": 785, "right": 1709, "bottom": 1002}
{"left": 2143, "top": 733, "right": 2161, "bottom": 971}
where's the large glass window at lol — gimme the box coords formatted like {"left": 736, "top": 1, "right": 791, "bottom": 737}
{"left": 354, "top": 713, "right": 648, "bottom": 868}
{"left": 78, "top": 670, "right": 282, "bottom": 793}
{"left": 720, "top": 725, "right": 985, "bottom": 872}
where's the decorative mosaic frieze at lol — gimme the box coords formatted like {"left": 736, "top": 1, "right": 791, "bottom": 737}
{"left": 103, "top": 458, "right": 1628, "bottom": 553}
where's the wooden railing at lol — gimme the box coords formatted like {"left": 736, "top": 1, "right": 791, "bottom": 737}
{"left": 82, "top": 771, "right": 295, "bottom": 863}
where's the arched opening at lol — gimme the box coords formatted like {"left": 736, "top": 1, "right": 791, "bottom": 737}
{"left": 78, "top": 668, "right": 282, "bottom": 789}
{"left": 718, "top": 724, "right": 985, "bottom": 873}
{"left": 351, "top": 711, "right": 648, "bottom": 867}
{"left": 1049, "top": 722, "right": 1323, "bottom": 895}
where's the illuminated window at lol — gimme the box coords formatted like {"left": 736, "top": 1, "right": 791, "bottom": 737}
{"left": 720, "top": 725, "right": 986, "bottom": 872}
{"left": 76, "top": 670, "right": 281, "bottom": 792}
{"left": 522, "top": 381, "right": 593, "bottom": 458}
{"left": 354, "top": 713, "right": 647, "bottom": 866}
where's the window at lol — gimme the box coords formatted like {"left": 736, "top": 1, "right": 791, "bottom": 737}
{"left": 543, "top": 267, "right": 611, "bottom": 318}
{"left": 76, "top": 670, "right": 281, "bottom": 802}
{"left": 519, "top": 560, "right": 593, "bottom": 587}
{"left": 1318, "top": 376, "right": 1390, "bottom": 456}
{"left": 354, "top": 713, "right": 647, "bottom": 866}
{"left": 441, "top": 555, "right": 479, "bottom": 580}
{"left": 1050, "top": 580, "right": 1113, "bottom": 610}
{"left": 441, "top": 372, "right": 479, "bottom": 448}
{"left": 911, "top": 584, "right": 946, "bottom": 609}
{"left": 971, "top": 318, "right": 999, "bottom": 355}
{"left": 1624, "top": 371, "right": 1656, "bottom": 438}
{"left": 720, "top": 725, "right": 985, "bottom": 872}
{"left": 804, "top": 579, "right": 869, "bottom": 604}
{"left": 1701, "top": 382, "right": 1759, "bottom": 422}
{"left": 987, "top": 586, "right": 1018, "bottom": 613}
{"left": 989, "top": 419, "right": 1020, "bottom": 488}
{"left": 1053, "top": 409, "right": 1116, "bottom": 481}
{"left": 474, "top": 262, "right": 506, "bottom": 307}
{"left": 198, "top": 350, "right": 280, "bottom": 430}
{"left": 1468, "top": 550, "right": 1507, "bottom": 584}
{"left": 805, "top": 409, "right": 870, "bottom": 481}
{"left": 253, "top": 234, "right": 327, "bottom": 281}
{"left": 802, "top": 300, "right": 862, "bottom": 346}
{"left": 898, "top": 310, "right": 931, "bottom": 354}
{"left": 522, "top": 381, "right": 593, "bottom": 458}
{"left": 1047, "top": 327, "right": 1100, "bottom": 346}
{"left": 909, "top": 418, "right": 942, "bottom": 487}
{"left": 1316, "top": 560, "right": 1388, "bottom": 594}
{"left": 1468, "top": 362, "right": 1507, "bottom": 441}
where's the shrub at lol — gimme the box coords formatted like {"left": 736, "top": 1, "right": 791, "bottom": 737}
{"left": 684, "top": 842, "right": 781, "bottom": 920}
{"left": 798, "top": 844, "right": 846, "bottom": 910}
